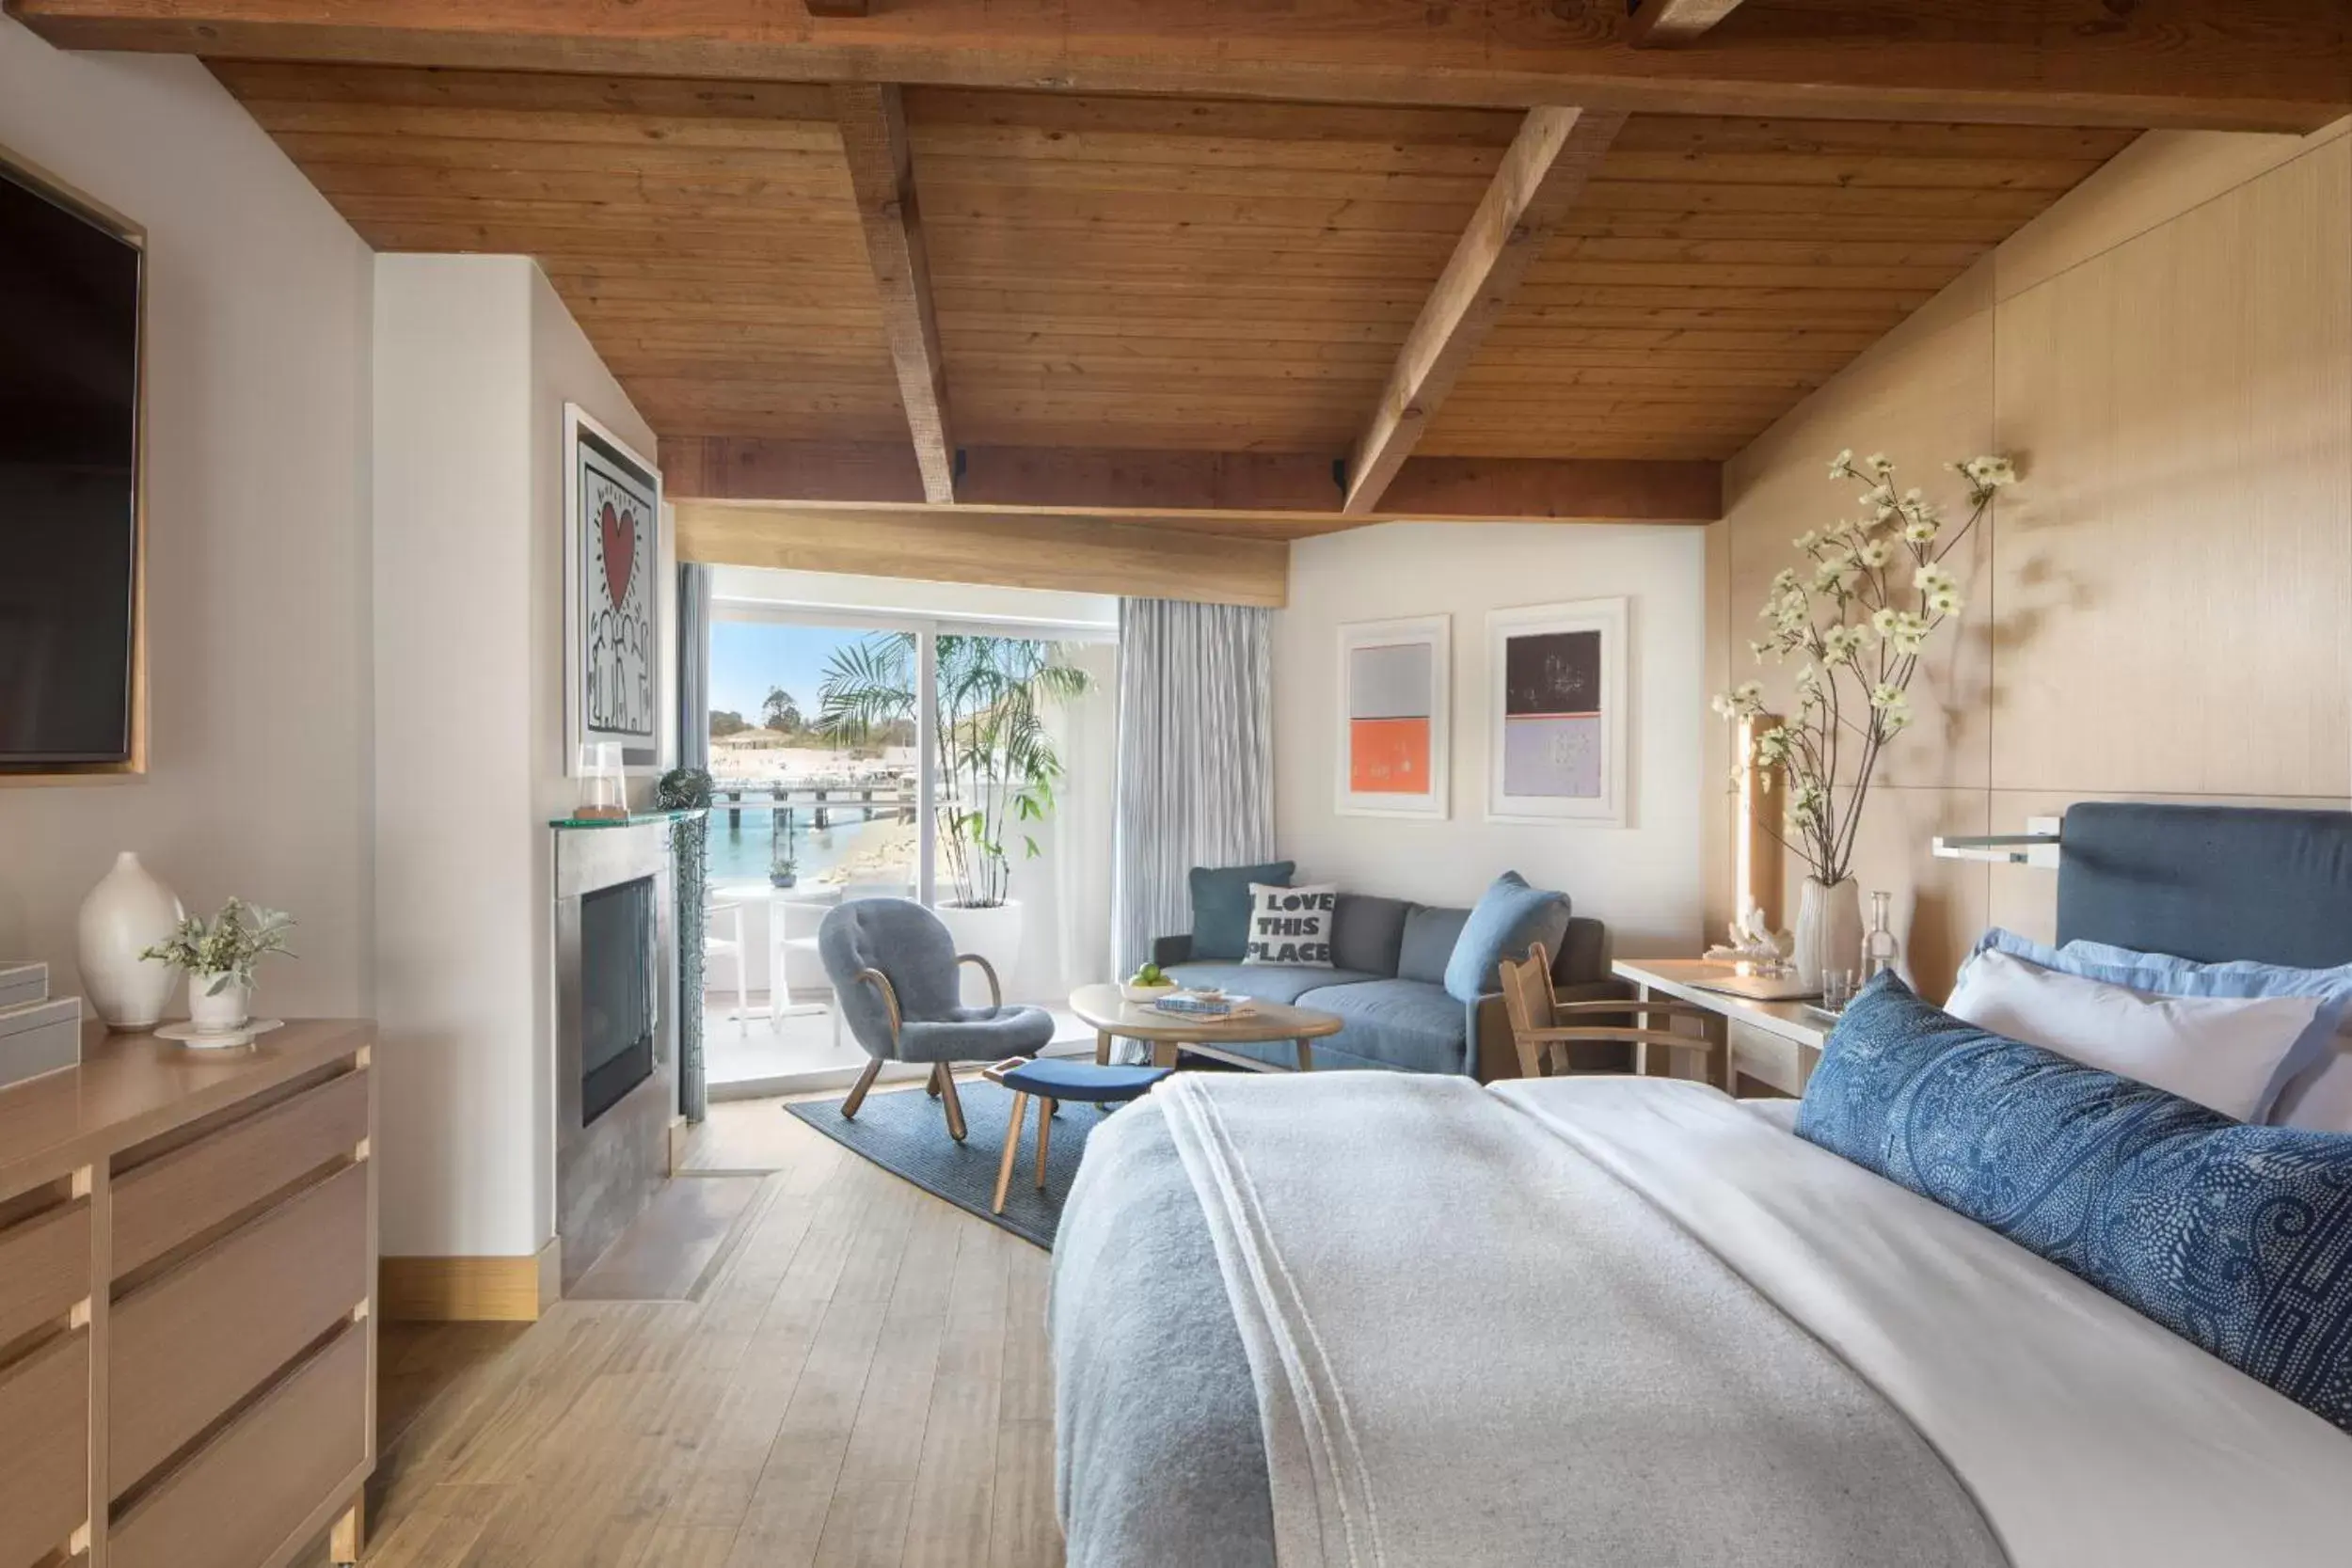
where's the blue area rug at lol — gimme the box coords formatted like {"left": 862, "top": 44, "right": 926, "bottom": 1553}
{"left": 785, "top": 1077, "right": 1128, "bottom": 1248}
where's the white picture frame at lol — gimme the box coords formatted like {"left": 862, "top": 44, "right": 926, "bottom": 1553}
{"left": 564, "top": 404, "right": 665, "bottom": 776}
{"left": 1486, "top": 596, "right": 1628, "bottom": 826}
{"left": 1335, "top": 615, "right": 1450, "bottom": 819}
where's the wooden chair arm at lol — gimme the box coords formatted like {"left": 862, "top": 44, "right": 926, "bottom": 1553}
{"left": 1518, "top": 1025, "right": 1709, "bottom": 1050}
{"left": 957, "top": 952, "right": 1005, "bottom": 1008}
{"left": 853, "top": 968, "right": 903, "bottom": 1043}
{"left": 1548, "top": 999, "right": 1718, "bottom": 1019}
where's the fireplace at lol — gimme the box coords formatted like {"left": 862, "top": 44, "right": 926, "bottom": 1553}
{"left": 579, "top": 878, "right": 656, "bottom": 1125}
{"left": 553, "top": 819, "right": 677, "bottom": 1291}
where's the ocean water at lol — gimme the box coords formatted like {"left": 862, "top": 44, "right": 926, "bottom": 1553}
{"left": 702, "top": 810, "right": 903, "bottom": 887}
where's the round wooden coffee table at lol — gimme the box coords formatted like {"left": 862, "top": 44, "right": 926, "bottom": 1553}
{"left": 1069, "top": 983, "right": 1343, "bottom": 1073}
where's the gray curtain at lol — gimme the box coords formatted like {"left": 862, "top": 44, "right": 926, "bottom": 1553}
{"left": 675, "top": 562, "right": 713, "bottom": 1120}
{"left": 677, "top": 562, "right": 712, "bottom": 774}
{"left": 1113, "top": 598, "right": 1278, "bottom": 977}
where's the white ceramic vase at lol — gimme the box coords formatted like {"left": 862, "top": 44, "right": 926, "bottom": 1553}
{"left": 932, "top": 898, "right": 1025, "bottom": 1008}
{"left": 76, "top": 851, "right": 184, "bottom": 1030}
{"left": 1793, "top": 876, "right": 1865, "bottom": 991}
{"left": 186, "top": 973, "right": 252, "bottom": 1037}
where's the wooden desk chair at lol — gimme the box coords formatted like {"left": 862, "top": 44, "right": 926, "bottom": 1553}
{"left": 1500, "top": 942, "right": 1716, "bottom": 1080}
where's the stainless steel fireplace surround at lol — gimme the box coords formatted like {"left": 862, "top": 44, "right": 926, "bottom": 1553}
{"left": 552, "top": 818, "right": 678, "bottom": 1291}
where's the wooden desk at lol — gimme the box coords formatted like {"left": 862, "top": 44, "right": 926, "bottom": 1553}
{"left": 1610, "top": 959, "right": 1831, "bottom": 1098}
{"left": 0, "top": 1019, "right": 376, "bottom": 1568}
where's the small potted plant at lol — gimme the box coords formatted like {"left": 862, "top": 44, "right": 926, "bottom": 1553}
{"left": 141, "top": 897, "right": 294, "bottom": 1040}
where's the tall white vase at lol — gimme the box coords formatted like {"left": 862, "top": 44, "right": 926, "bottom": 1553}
{"left": 1792, "top": 876, "right": 1864, "bottom": 991}
{"left": 77, "top": 852, "right": 184, "bottom": 1029}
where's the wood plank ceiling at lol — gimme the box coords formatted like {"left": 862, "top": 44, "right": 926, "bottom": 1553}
{"left": 215, "top": 61, "right": 2133, "bottom": 515}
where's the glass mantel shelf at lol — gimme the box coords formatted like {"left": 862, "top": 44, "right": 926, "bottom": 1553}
{"left": 548, "top": 809, "right": 707, "bottom": 830}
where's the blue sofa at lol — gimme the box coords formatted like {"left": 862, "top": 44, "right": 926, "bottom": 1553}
{"left": 1152, "top": 893, "right": 1628, "bottom": 1080}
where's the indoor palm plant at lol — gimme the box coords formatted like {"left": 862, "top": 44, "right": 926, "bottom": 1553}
{"left": 818, "top": 633, "right": 1093, "bottom": 984}
{"left": 1713, "top": 449, "right": 2014, "bottom": 983}
{"left": 140, "top": 896, "right": 294, "bottom": 1038}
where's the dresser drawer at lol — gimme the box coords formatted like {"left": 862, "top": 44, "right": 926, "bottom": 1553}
{"left": 0, "top": 1328, "right": 89, "bottom": 1568}
{"left": 109, "top": 1160, "right": 368, "bottom": 1496}
{"left": 113, "top": 1066, "right": 368, "bottom": 1279}
{"left": 0, "top": 1197, "right": 90, "bottom": 1350}
{"left": 109, "top": 1323, "right": 366, "bottom": 1568}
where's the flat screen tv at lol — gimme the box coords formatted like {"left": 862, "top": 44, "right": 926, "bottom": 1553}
{"left": 0, "top": 157, "right": 143, "bottom": 770}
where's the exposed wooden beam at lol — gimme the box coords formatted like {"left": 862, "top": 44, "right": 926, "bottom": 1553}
{"left": 831, "top": 81, "right": 955, "bottom": 503}
{"left": 803, "top": 0, "right": 867, "bottom": 15}
{"left": 1626, "top": 0, "right": 1751, "bottom": 49}
{"left": 1344, "top": 106, "right": 1627, "bottom": 515}
{"left": 674, "top": 500, "right": 1291, "bottom": 609}
{"left": 9, "top": 0, "right": 2349, "bottom": 132}
{"left": 657, "top": 437, "right": 1723, "bottom": 525}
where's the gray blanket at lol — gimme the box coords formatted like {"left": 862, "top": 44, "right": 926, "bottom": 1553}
{"left": 1051, "top": 1076, "right": 2004, "bottom": 1568}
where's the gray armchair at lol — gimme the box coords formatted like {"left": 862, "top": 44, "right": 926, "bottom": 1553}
{"left": 818, "top": 897, "right": 1056, "bottom": 1141}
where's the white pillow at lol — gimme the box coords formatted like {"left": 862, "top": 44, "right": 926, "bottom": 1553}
{"left": 1945, "top": 948, "right": 2336, "bottom": 1122}
{"left": 1243, "top": 882, "right": 1337, "bottom": 968}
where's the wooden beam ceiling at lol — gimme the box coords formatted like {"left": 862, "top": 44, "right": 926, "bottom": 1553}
{"left": 13, "top": 0, "right": 2352, "bottom": 133}
{"left": 1344, "top": 106, "right": 1625, "bottom": 515}
{"left": 1627, "top": 0, "right": 1752, "bottom": 49}
{"left": 831, "top": 82, "right": 957, "bottom": 502}
{"left": 659, "top": 437, "right": 1723, "bottom": 530}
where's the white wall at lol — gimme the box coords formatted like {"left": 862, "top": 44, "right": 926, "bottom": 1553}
{"left": 0, "top": 21, "right": 375, "bottom": 1014}
{"left": 373, "top": 256, "right": 655, "bottom": 1259}
{"left": 1275, "top": 522, "right": 1708, "bottom": 956}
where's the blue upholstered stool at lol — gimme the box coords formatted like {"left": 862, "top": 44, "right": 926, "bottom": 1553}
{"left": 979, "top": 1056, "right": 1173, "bottom": 1212}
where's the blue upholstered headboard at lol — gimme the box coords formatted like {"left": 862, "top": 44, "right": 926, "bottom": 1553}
{"left": 2055, "top": 802, "right": 2352, "bottom": 968}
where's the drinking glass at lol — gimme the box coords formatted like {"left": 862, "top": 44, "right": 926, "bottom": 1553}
{"left": 1820, "top": 968, "right": 1858, "bottom": 1012}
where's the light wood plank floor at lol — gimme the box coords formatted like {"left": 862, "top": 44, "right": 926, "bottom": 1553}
{"left": 356, "top": 1095, "right": 1065, "bottom": 1568}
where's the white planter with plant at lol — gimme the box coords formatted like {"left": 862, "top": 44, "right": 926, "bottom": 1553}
{"left": 140, "top": 898, "right": 294, "bottom": 1043}
{"left": 819, "top": 633, "right": 1093, "bottom": 1005}
{"left": 1714, "top": 450, "right": 2014, "bottom": 987}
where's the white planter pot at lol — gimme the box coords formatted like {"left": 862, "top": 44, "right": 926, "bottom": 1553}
{"left": 187, "top": 973, "right": 252, "bottom": 1037}
{"left": 76, "top": 851, "right": 184, "bottom": 1030}
{"left": 1792, "top": 877, "right": 1865, "bottom": 990}
{"left": 932, "top": 899, "right": 1025, "bottom": 1007}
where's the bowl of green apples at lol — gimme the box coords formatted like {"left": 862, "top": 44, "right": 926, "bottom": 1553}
{"left": 1121, "top": 962, "right": 1180, "bottom": 1003}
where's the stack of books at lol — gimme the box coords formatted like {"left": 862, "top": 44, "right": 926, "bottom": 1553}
{"left": 0, "top": 961, "right": 81, "bottom": 1092}
{"left": 1151, "top": 991, "right": 1255, "bottom": 1020}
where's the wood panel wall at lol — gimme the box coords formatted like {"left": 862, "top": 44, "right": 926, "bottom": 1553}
{"left": 1708, "top": 119, "right": 2352, "bottom": 1000}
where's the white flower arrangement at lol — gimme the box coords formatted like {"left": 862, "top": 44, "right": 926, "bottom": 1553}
{"left": 1711, "top": 449, "right": 2014, "bottom": 884}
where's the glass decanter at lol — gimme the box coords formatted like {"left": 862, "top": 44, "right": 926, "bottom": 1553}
{"left": 1862, "top": 890, "right": 1900, "bottom": 979}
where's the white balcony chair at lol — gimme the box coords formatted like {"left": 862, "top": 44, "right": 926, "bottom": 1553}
{"left": 705, "top": 894, "right": 749, "bottom": 1031}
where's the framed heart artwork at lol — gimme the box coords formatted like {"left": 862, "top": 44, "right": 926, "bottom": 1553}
{"left": 564, "top": 404, "right": 665, "bottom": 776}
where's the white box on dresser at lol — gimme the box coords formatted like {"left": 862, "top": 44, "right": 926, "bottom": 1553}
{"left": 0, "top": 961, "right": 46, "bottom": 1010}
{"left": 0, "top": 995, "right": 79, "bottom": 1092}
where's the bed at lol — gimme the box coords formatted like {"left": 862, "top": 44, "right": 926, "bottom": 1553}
{"left": 1047, "top": 803, "right": 2352, "bottom": 1566}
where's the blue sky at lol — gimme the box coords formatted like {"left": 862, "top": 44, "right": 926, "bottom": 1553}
{"left": 708, "top": 621, "right": 869, "bottom": 724}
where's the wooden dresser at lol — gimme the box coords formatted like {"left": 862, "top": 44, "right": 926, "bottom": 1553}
{"left": 0, "top": 1020, "right": 376, "bottom": 1568}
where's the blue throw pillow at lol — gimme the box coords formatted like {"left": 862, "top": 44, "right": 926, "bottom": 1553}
{"left": 1799, "top": 974, "right": 2352, "bottom": 1434}
{"left": 1441, "top": 872, "right": 1570, "bottom": 1003}
{"left": 1189, "top": 861, "right": 1294, "bottom": 961}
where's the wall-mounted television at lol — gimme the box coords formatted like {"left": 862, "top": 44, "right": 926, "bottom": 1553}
{"left": 0, "top": 153, "right": 144, "bottom": 773}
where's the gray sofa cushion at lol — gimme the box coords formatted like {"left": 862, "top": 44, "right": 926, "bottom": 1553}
{"left": 1330, "top": 895, "right": 1410, "bottom": 977}
{"left": 1397, "top": 905, "right": 1470, "bottom": 986}
{"left": 1553, "top": 916, "right": 1608, "bottom": 986}
{"left": 1295, "top": 978, "right": 1470, "bottom": 1075}
{"left": 1164, "top": 962, "right": 1386, "bottom": 1008}
{"left": 1444, "top": 873, "right": 1571, "bottom": 1003}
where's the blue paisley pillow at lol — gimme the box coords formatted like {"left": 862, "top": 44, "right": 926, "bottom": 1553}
{"left": 1799, "top": 974, "right": 2352, "bottom": 1433}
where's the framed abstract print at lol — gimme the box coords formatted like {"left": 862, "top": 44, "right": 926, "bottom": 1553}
{"left": 1486, "top": 597, "right": 1627, "bottom": 826}
{"left": 564, "top": 404, "right": 663, "bottom": 776}
{"left": 1336, "top": 615, "right": 1450, "bottom": 819}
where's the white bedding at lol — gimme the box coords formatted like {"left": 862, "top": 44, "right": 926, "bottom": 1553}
{"left": 1510, "top": 1077, "right": 2352, "bottom": 1566}
{"left": 1138, "top": 1070, "right": 2352, "bottom": 1568}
